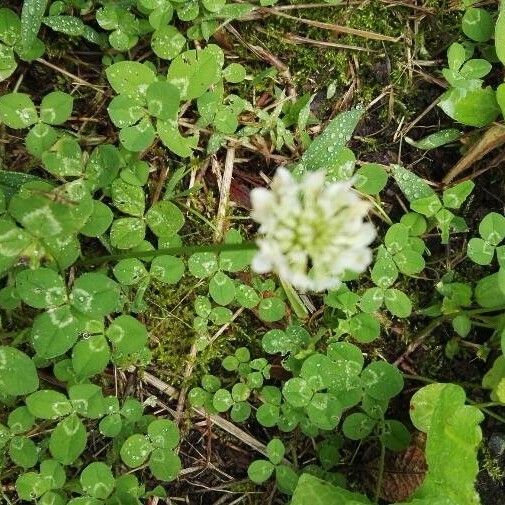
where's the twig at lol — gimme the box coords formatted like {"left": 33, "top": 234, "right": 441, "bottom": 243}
{"left": 36, "top": 58, "right": 106, "bottom": 94}
{"left": 394, "top": 317, "right": 446, "bottom": 366}
{"left": 142, "top": 371, "right": 271, "bottom": 457}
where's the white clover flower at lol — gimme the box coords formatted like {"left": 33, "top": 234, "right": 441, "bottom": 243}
{"left": 250, "top": 167, "right": 376, "bottom": 292}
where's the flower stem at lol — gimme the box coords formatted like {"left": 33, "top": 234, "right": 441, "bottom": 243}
{"left": 80, "top": 241, "right": 258, "bottom": 266}
{"left": 374, "top": 420, "right": 386, "bottom": 504}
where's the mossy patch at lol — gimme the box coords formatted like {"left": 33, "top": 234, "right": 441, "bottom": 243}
{"left": 239, "top": 0, "right": 460, "bottom": 121}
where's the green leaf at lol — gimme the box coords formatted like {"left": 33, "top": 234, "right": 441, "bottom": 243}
{"left": 84, "top": 144, "right": 121, "bottom": 191}
{"left": 149, "top": 447, "right": 181, "bottom": 481}
{"left": 361, "top": 361, "right": 404, "bottom": 401}
{"left": 21, "top": 0, "right": 47, "bottom": 50}
{"left": 0, "top": 8, "right": 21, "bottom": 46}
{"left": 80, "top": 462, "right": 114, "bottom": 500}
{"left": 9, "top": 180, "right": 93, "bottom": 237}
{"left": 497, "top": 6, "right": 505, "bottom": 65}
{"left": 248, "top": 460, "right": 275, "bottom": 484}
{"left": 460, "top": 59, "right": 492, "bottom": 79}
{"left": 40, "top": 91, "right": 73, "bottom": 125}
{"left": 306, "top": 392, "right": 342, "bottom": 430}
{"left": 391, "top": 165, "right": 435, "bottom": 203}
{"left": 291, "top": 474, "right": 372, "bottom": 505}
{"left": 43, "top": 15, "right": 85, "bottom": 36}
{"left": 0, "top": 43, "right": 17, "bottom": 82}
{"left": 0, "top": 346, "right": 39, "bottom": 396}
{"left": 49, "top": 414, "right": 87, "bottom": 465}
{"left": 439, "top": 87, "right": 500, "bottom": 127}
{"left": 411, "top": 194, "right": 442, "bottom": 217}
{"left": 150, "top": 255, "right": 185, "bottom": 284}
{"left": 447, "top": 42, "right": 466, "bottom": 71}
{"left": 120, "top": 434, "right": 152, "bottom": 468}
{"left": 146, "top": 81, "right": 180, "bottom": 120}
{"left": 292, "top": 109, "right": 363, "bottom": 177}
{"left": 371, "top": 251, "right": 398, "bottom": 288}
{"left": 31, "top": 306, "right": 81, "bottom": 358}
{"left": 467, "top": 237, "right": 494, "bottom": 265}
{"left": 9, "top": 435, "right": 38, "bottom": 468}
{"left": 406, "top": 128, "right": 461, "bottom": 150}
{"left": 342, "top": 412, "right": 376, "bottom": 440}
{"left": 110, "top": 217, "right": 146, "bottom": 249}
{"left": 209, "top": 271, "right": 235, "bottom": 305}
{"left": 113, "top": 258, "right": 148, "bottom": 285}
{"left": 145, "top": 200, "right": 184, "bottom": 236}
{"left": 282, "top": 377, "right": 313, "bottom": 408}
{"left": 354, "top": 163, "right": 388, "bottom": 195}
{"left": 8, "top": 407, "right": 35, "bottom": 434}
{"left": 475, "top": 272, "right": 505, "bottom": 308}
{"left": 188, "top": 252, "right": 218, "bottom": 278}
{"left": 382, "top": 419, "right": 411, "bottom": 451}
{"left": 479, "top": 212, "right": 505, "bottom": 246}
{"left": 107, "top": 95, "right": 144, "bottom": 128}
{"left": 68, "top": 383, "right": 105, "bottom": 419}
{"left": 113, "top": 179, "right": 146, "bottom": 216}
{"left": 16, "top": 267, "right": 66, "bottom": 308}
{"left": 0, "top": 92, "right": 38, "bottom": 128}
{"left": 72, "top": 334, "right": 110, "bottom": 378}
{"left": 41, "top": 136, "right": 82, "bottom": 177}
{"left": 348, "top": 312, "right": 380, "bottom": 343}
{"left": 119, "top": 117, "right": 156, "bottom": 152}
{"left": 384, "top": 288, "right": 412, "bottom": 317}
{"left": 231, "top": 401, "right": 251, "bottom": 422}
{"left": 258, "top": 297, "right": 285, "bottom": 322}
{"left": 442, "top": 180, "right": 474, "bottom": 209}
{"left": 212, "top": 388, "right": 233, "bottom": 412}
{"left": 400, "top": 212, "right": 428, "bottom": 236}
{"left": 223, "top": 62, "right": 246, "bottom": 83}
{"left": 26, "top": 390, "right": 72, "bottom": 419}
{"left": 394, "top": 249, "right": 425, "bottom": 275}
{"left": 462, "top": 7, "right": 494, "bottom": 42}
{"left": 147, "top": 419, "right": 180, "bottom": 449}
{"left": 40, "top": 458, "right": 66, "bottom": 489}
{"left": 15, "top": 472, "right": 47, "bottom": 501}
{"left": 151, "top": 25, "right": 185, "bottom": 60}
{"left": 99, "top": 413, "right": 122, "bottom": 437}
{"left": 106, "top": 61, "right": 156, "bottom": 99}
{"left": 409, "top": 383, "right": 483, "bottom": 504}
{"left": 236, "top": 284, "right": 260, "bottom": 308}
{"left": 157, "top": 119, "right": 198, "bottom": 157}
{"left": 81, "top": 201, "right": 113, "bottom": 237}
{"left": 385, "top": 223, "right": 410, "bottom": 253}
{"left": 167, "top": 44, "right": 224, "bottom": 100}
{"left": 276, "top": 464, "right": 299, "bottom": 495}
{"left": 25, "top": 123, "right": 58, "bottom": 157}
{"left": 482, "top": 356, "right": 505, "bottom": 403}
{"left": 70, "top": 273, "right": 120, "bottom": 318}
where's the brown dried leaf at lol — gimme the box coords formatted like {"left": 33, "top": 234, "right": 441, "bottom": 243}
{"left": 365, "top": 443, "right": 427, "bottom": 502}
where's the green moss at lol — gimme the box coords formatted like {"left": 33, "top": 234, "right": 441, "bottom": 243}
{"left": 239, "top": 1, "right": 460, "bottom": 123}
{"left": 145, "top": 277, "right": 264, "bottom": 389}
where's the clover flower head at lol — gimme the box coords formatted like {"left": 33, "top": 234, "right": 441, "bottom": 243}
{"left": 250, "top": 167, "right": 376, "bottom": 292}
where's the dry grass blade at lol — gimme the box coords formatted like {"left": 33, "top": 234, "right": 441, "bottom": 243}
{"left": 283, "top": 33, "right": 377, "bottom": 53}
{"left": 142, "top": 371, "right": 270, "bottom": 458}
{"left": 36, "top": 58, "right": 106, "bottom": 93}
{"left": 366, "top": 445, "right": 427, "bottom": 502}
{"left": 264, "top": 9, "right": 402, "bottom": 42}
{"left": 443, "top": 125, "right": 505, "bottom": 184}
{"left": 214, "top": 144, "right": 236, "bottom": 242}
